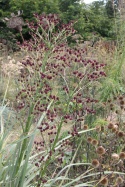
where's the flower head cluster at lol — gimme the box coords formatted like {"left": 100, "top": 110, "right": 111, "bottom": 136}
{"left": 15, "top": 13, "right": 108, "bottom": 185}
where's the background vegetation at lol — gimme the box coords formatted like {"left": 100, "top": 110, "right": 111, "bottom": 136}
{"left": 0, "top": 0, "right": 120, "bottom": 42}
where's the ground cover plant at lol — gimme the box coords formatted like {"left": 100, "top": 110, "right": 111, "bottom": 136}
{"left": 0, "top": 12, "right": 125, "bottom": 187}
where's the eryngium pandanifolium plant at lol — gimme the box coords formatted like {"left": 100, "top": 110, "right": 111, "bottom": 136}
{"left": 0, "top": 13, "right": 109, "bottom": 187}
{"left": 15, "top": 13, "right": 107, "bottom": 186}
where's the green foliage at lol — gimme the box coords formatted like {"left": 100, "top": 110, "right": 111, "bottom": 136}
{"left": 0, "top": 26, "right": 17, "bottom": 51}
{"left": 9, "top": 0, "right": 60, "bottom": 18}
{"left": 92, "top": 117, "right": 108, "bottom": 127}
{"left": 100, "top": 78, "right": 122, "bottom": 101}
{"left": 9, "top": 0, "right": 39, "bottom": 17}
{"left": 0, "top": 0, "right": 11, "bottom": 13}
{"left": 59, "top": 0, "right": 81, "bottom": 21}
{"left": 38, "top": 0, "right": 60, "bottom": 14}
{"left": 0, "top": 0, "right": 118, "bottom": 42}
{"left": 105, "top": 0, "right": 115, "bottom": 18}
{"left": 83, "top": 1, "right": 116, "bottom": 38}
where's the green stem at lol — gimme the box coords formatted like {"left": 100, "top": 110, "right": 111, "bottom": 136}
{"left": 37, "top": 98, "right": 72, "bottom": 186}
{"left": 14, "top": 103, "right": 34, "bottom": 176}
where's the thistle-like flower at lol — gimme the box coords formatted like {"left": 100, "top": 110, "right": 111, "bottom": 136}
{"left": 91, "top": 159, "right": 100, "bottom": 168}
{"left": 96, "top": 146, "right": 106, "bottom": 155}
{"left": 100, "top": 177, "right": 108, "bottom": 186}
{"left": 87, "top": 137, "right": 92, "bottom": 143}
{"left": 119, "top": 152, "right": 125, "bottom": 160}
{"left": 92, "top": 139, "right": 98, "bottom": 146}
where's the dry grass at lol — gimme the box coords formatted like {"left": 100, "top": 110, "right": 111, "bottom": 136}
{"left": 0, "top": 55, "right": 23, "bottom": 77}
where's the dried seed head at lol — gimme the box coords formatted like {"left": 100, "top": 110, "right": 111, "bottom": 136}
{"left": 111, "top": 153, "right": 119, "bottom": 160}
{"left": 119, "top": 96, "right": 123, "bottom": 100}
{"left": 108, "top": 123, "right": 114, "bottom": 129}
{"left": 119, "top": 152, "right": 125, "bottom": 160}
{"left": 100, "top": 177, "right": 108, "bottom": 186}
{"left": 116, "top": 176, "right": 123, "bottom": 184}
{"left": 96, "top": 146, "right": 106, "bottom": 155}
{"left": 115, "top": 110, "right": 119, "bottom": 114}
{"left": 120, "top": 100, "right": 124, "bottom": 105}
{"left": 114, "top": 96, "right": 117, "bottom": 100}
{"left": 121, "top": 105, "right": 124, "bottom": 110}
{"left": 83, "top": 125, "right": 88, "bottom": 130}
{"left": 107, "top": 99, "right": 111, "bottom": 103}
{"left": 117, "top": 131, "right": 124, "bottom": 138}
{"left": 92, "top": 139, "right": 98, "bottom": 146}
{"left": 87, "top": 137, "right": 92, "bottom": 143}
{"left": 110, "top": 103, "right": 114, "bottom": 107}
{"left": 91, "top": 159, "right": 100, "bottom": 168}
